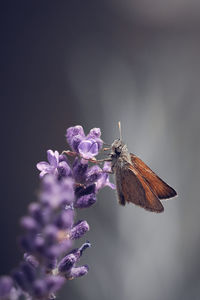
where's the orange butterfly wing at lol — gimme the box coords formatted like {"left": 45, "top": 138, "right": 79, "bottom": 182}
{"left": 118, "top": 163, "right": 164, "bottom": 213}
{"left": 130, "top": 154, "right": 177, "bottom": 200}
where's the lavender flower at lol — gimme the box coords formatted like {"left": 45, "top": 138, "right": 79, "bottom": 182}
{"left": 86, "top": 162, "right": 115, "bottom": 191}
{"left": 37, "top": 150, "right": 71, "bottom": 178}
{"left": 66, "top": 125, "right": 103, "bottom": 159}
{"left": 0, "top": 125, "right": 115, "bottom": 300}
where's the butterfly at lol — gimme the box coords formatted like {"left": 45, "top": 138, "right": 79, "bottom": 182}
{"left": 108, "top": 123, "right": 177, "bottom": 213}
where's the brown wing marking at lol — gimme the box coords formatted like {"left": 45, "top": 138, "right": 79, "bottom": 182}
{"left": 130, "top": 154, "right": 177, "bottom": 200}
{"left": 120, "top": 163, "right": 164, "bottom": 213}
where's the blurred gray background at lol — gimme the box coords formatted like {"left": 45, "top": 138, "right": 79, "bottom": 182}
{"left": 1, "top": 1, "right": 200, "bottom": 300}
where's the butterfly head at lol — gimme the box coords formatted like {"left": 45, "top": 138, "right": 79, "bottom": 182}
{"left": 111, "top": 139, "right": 125, "bottom": 156}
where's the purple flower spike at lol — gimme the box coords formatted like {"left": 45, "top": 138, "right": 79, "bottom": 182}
{"left": 0, "top": 125, "right": 116, "bottom": 300}
{"left": 0, "top": 276, "right": 14, "bottom": 298}
{"left": 67, "top": 265, "right": 89, "bottom": 279}
{"left": 70, "top": 220, "right": 89, "bottom": 240}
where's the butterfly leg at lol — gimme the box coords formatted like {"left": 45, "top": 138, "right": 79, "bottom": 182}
{"left": 62, "top": 150, "right": 112, "bottom": 164}
{"left": 62, "top": 150, "right": 77, "bottom": 157}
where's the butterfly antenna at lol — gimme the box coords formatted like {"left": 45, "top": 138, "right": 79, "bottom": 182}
{"left": 118, "top": 121, "right": 122, "bottom": 140}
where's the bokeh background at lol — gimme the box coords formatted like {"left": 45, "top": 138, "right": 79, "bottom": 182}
{"left": 1, "top": 1, "right": 200, "bottom": 300}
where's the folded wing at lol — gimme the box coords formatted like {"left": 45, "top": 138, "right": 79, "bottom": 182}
{"left": 130, "top": 154, "right": 177, "bottom": 200}
{"left": 118, "top": 163, "right": 164, "bottom": 213}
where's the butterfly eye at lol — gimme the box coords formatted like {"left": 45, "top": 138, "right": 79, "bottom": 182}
{"left": 115, "top": 148, "right": 121, "bottom": 155}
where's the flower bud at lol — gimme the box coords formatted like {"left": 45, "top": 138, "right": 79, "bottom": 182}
{"left": 70, "top": 220, "right": 89, "bottom": 240}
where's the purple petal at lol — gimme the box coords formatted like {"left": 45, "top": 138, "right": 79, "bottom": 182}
{"left": 78, "top": 140, "right": 93, "bottom": 156}
{"left": 94, "top": 162, "right": 115, "bottom": 190}
{"left": 103, "top": 161, "right": 112, "bottom": 172}
{"left": 39, "top": 170, "right": 48, "bottom": 178}
{"left": 36, "top": 161, "right": 50, "bottom": 171}
{"left": 89, "top": 141, "right": 99, "bottom": 156}
{"left": 78, "top": 139, "right": 99, "bottom": 159}
{"left": 95, "top": 173, "right": 107, "bottom": 190}
{"left": 106, "top": 181, "right": 116, "bottom": 189}
{"left": 87, "top": 128, "right": 103, "bottom": 150}
{"left": 95, "top": 137, "right": 103, "bottom": 150}
{"left": 47, "top": 150, "right": 59, "bottom": 167}
{"left": 0, "top": 276, "right": 13, "bottom": 298}
{"left": 96, "top": 172, "right": 115, "bottom": 191}
{"left": 36, "top": 161, "right": 56, "bottom": 178}
{"left": 87, "top": 127, "right": 101, "bottom": 139}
